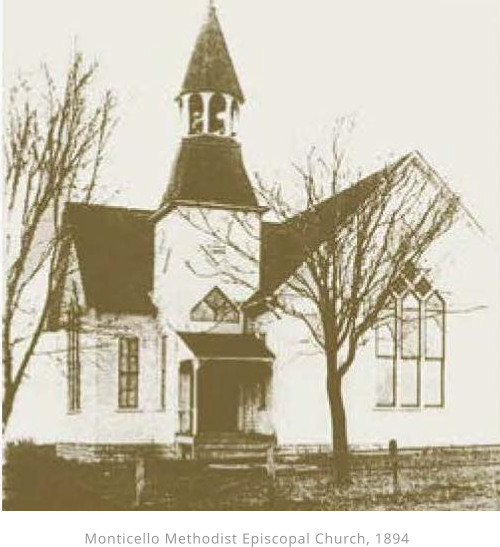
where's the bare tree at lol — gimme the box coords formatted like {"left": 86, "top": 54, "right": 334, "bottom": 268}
{"left": 180, "top": 122, "right": 459, "bottom": 483}
{"left": 3, "top": 52, "right": 117, "bottom": 432}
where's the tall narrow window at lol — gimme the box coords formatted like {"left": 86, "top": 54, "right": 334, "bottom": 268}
{"left": 399, "top": 293, "right": 420, "bottom": 407}
{"left": 375, "top": 298, "right": 396, "bottom": 407}
{"left": 374, "top": 276, "right": 446, "bottom": 409}
{"left": 118, "top": 337, "right": 139, "bottom": 409}
{"left": 423, "top": 292, "right": 445, "bottom": 407}
{"left": 67, "top": 302, "right": 81, "bottom": 411}
{"left": 178, "top": 361, "right": 194, "bottom": 435}
{"left": 160, "top": 335, "right": 167, "bottom": 410}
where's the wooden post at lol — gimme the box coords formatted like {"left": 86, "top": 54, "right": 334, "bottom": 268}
{"left": 134, "top": 456, "right": 146, "bottom": 508}
{"left": 389, "top": 439, "right": 399, "bottom": 497}
{"left": 266, "top": 445, "right": 276, "bottom": 507}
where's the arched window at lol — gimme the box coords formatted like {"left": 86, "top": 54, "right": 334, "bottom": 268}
{"left": 375, "top": 273, "right": 446, "bottom": 409}
{"left": 423, "top": 292, "right": 445, "bottom": 407}
{"left": 191, "top": 287, "right": 239, "bottom": 323}
{"left": 188, "top": 93, "right": 204, "bottom": 135}
{"left": 208, "top": 93, "right": 226, "bottom": 135}
{"left": 401, "top": 292, "right": 420, "bottom": 359}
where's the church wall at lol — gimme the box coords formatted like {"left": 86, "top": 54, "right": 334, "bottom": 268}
{"left": 265, "top": 214, "right": 500, "bottom": 449}
{"left": 4, "top": 331, "right": 67, "bottom": 444}
{"left": 41, "top": 313, "right": 185, "bottom": 449}
{"left": 154, "top": 206, "right": 261, "bottom": 333}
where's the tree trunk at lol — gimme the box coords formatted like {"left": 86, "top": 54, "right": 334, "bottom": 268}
{"left": 327, "top": 362, "right": 350, "bottom": 484}
{"left": 2, "top": 386, "right": 15, "bottom": 434}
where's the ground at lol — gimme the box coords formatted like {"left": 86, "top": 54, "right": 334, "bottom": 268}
{"left": 3, "top": 444, "right": 499, "bottom": 510}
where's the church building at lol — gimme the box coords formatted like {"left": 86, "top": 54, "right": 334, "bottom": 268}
{"left": 12, "top": 3, "right": 499, "bottom": 460}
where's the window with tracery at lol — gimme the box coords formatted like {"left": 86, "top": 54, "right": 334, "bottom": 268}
{"left": 191, "top": 287, "right": 239, "bottom": 323}
{"left": 375, "top": 262, "right": 445, "bottom": 409}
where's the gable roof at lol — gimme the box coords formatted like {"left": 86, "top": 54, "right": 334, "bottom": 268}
{"left": 65, "top": 203, "right": 155, "bottom": 315}
{"left": 255, "top": 155, "right": 413, "bottom": 300}
{"left": 58, "top": 154, "right": 433, "bottom": 318}
{"left": 160, "top": 135, "right": 259, "bottom": 209}
{"left": 180, "top": 4, "right": 244, "bottom": 103}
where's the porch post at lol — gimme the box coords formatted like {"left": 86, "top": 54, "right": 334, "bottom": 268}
{"left": 192, "top": 359, "right": 199, "bottom": 436}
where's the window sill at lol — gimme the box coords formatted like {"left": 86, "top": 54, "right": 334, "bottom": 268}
{"left": 374, "top": 405, "right": 444, "bottom": 412}
{"left": 115, "top": 408, "right": 143, "bottom": 414}
{"left": 67, "top": 409, "right": 82, "bottom": 415}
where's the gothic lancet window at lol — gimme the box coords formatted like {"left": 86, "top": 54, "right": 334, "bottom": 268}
{"left": 400, "top": 292, "right": 420, "bottom": 407}
{"left": 423, "top": 292, "right": 445, "bottom": 407}
{"left": 191, "top": 287, "right": 239, "bottom": 323}
{"left": 375, "top": 298, "right": 397, "bottom": 407}
{"left": 209, "top": 93, "right": 226, "bottom": 135}
{"left": 375, "top": 266, "right": 446, "bottom": 409}
{"left": 188, "top": 93, "right": 204, "bottom": 135}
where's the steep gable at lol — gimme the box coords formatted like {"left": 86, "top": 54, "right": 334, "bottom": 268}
{"left": 64, "top": 203, "right": 155, "bottom": 316}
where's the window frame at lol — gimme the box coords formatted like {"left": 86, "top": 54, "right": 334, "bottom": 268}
{"left": 67, "top": 301, "right": 81, "bottom": 412}
{"left": 190, "top": 286, "right": 240, "bottom": 324}
{"left": 374, "top": 284, "right": 446, "bottom": 410}
{"left": 375, "top": 298, "right": 397, "bottom": 359}
{"left": 118, "top": 336, "right": 140, "bottom": 410}
{"left": 423, "top": 291, "right": 446, "bottom": 408}
{"left": 400, "top": 291, "right": 421, "bottom": 360}
{"left": 160, "top": 335, "right": 167, "bottom": 411}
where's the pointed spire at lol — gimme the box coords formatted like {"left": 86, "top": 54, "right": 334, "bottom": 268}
{"left": 179, "top": 2, "right": 245, "bottom": 103}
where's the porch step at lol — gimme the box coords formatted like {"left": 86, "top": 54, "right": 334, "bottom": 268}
{"left": 193, "top": 433, "right": 275, "bottom": 461}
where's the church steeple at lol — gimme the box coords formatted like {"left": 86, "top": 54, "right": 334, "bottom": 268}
{"left": 160, "top": 2, "right": 258, "bottom": 211}
{"left": 178, "top": 2, "right": 244, "bottom": 138}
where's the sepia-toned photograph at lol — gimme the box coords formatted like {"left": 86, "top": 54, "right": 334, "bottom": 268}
{"left": 2, "top": 0, "right": 499, "bottom": 511}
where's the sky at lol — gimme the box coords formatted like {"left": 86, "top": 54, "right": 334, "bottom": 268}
{"left": 4, "top": 0, "right": 500, "bottom": 238}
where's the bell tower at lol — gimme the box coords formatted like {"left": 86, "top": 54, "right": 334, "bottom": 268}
{"left": 154, "top": 2, "right": 263, "bottom": 331}
{"left": 177, "top": 1, "right": 244, "bottom": 139}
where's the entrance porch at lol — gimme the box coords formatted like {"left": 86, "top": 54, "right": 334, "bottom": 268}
{"left": 176, "top": 332, "right": 276, "bottom": 460}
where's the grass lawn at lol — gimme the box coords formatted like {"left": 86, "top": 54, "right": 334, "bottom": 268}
{"left": 3, "top": 444, "right": 499, "bottom": 511}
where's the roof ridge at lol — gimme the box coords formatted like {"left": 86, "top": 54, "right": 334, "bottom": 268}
{"left": 66, "top": 202, "right": 154, "bottom": 215}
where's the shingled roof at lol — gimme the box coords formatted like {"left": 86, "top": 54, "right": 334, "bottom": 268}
{"left": 256, "top": 156, "right": 412, "bottom": 299}
{"left": 57, "top": 157, "right": 413, "bottom": 318}
{"left": 180, "top": 4, "right": 244, "bottom": 103}
{"left": 161, "top": 135, "right": 259, "bottom": 209}
{"left": 65, "top": 203, "right": 155, "bottom": 315}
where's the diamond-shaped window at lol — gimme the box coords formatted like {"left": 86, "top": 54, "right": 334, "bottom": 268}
{"left": 402, "top": 261, "right": 418, "bottom": 283}
{"left": 415, "top": 277, "right": 432, "bottom": 297}
{"left": 392, "top": 276, "right": 407, "bottom": 295}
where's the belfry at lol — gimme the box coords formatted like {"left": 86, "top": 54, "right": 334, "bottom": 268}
{"left": 160, "top": 3, "right": 258, "bottom": 210}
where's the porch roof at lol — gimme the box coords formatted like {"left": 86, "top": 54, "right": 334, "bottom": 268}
{"left": 178, "top": 332, "right": 274, "bottom": 360}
